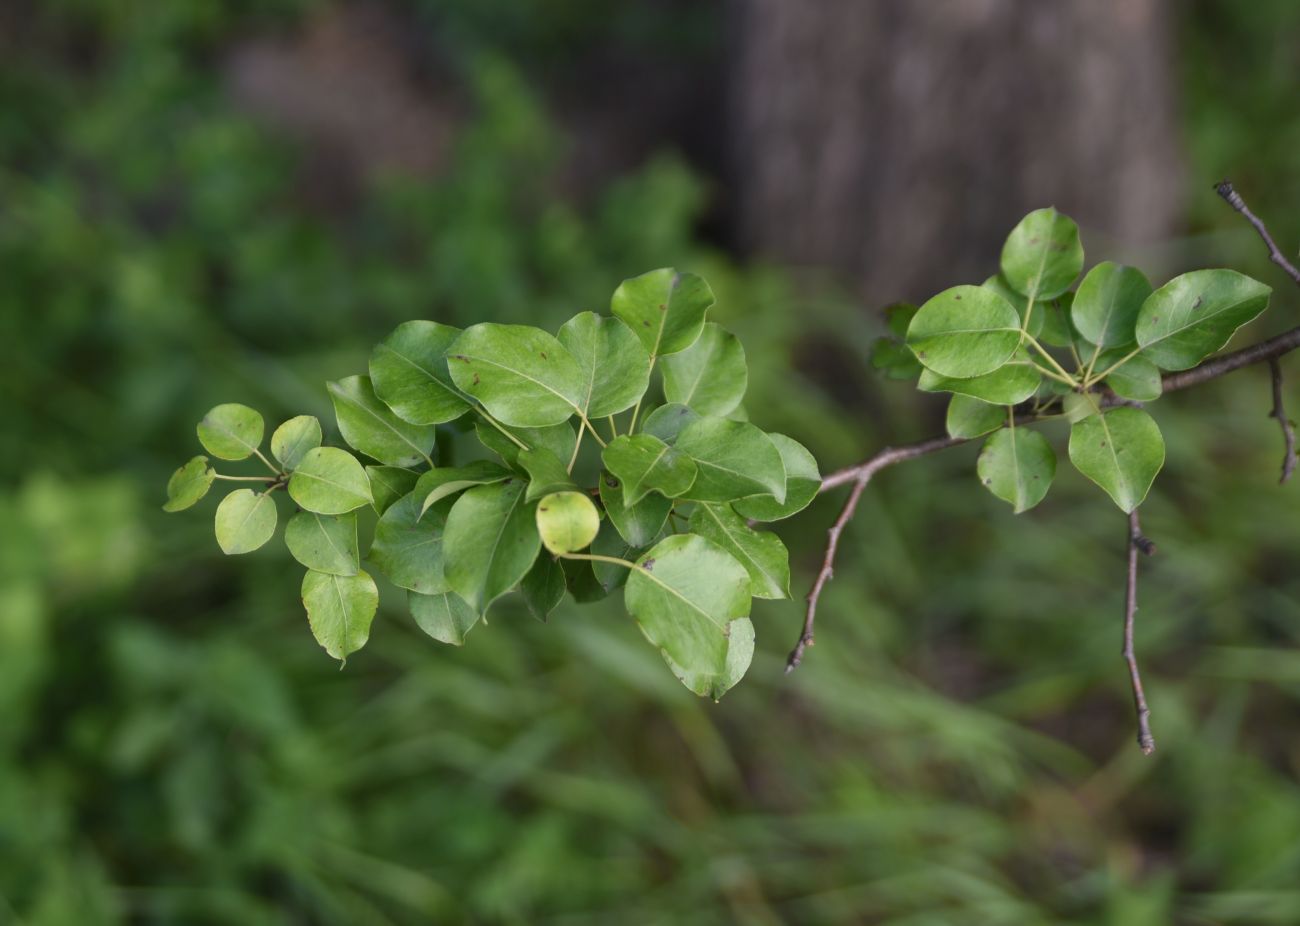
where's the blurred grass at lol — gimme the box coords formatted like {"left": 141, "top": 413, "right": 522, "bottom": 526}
{"left": 4, "top": 2, "right": 1300, "bottom": 924}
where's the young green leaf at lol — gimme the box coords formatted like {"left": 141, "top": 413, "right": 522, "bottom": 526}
{"left": 1135, "top": 269, "right": 1271, "bottom": 371}
{"left": 688, "top": 503, "right": 790, "bottom": 599}
{"left": 599, "top": 471, "right": 671, "bottom": 547}
{"left": 624, "top": 533, "right": 751, "bottom": 680}
{"left": 675, "top": 418, "right": 786, "bottom": 503}
{"left": 999, "top": 207, "right": 1083, "bottom": 300}
{"left": 640, "top": 403, "right": 700, "bottom": 444}
{"left": 369, "top": 320, "right": 471, "bottom": 425}
{"left": 557, "top": 311, "right": 650, "bottom": 418}
{"left": 197, "top": 404, "right": 265, "bottom": 461}
{"left": 1062, "top": 393, "right": 1097, "bottom": 424}
{"left": 415, "top": 461, "right": 512, "bottom": 516}
{"left": 610, "top": 267, "right": 715, "bottom": 358}
{"left": 284, "top": 511, "right": 360, "bottom": 577}
{"left": 660, "top": 322, "right": 748, "bottom": 416}
{"left": 520, "top": 555, "right": 567, "bottom": 621}
{"left": 1068, "top": 406, "right": 1165, "bottom": 512}
{"left": 443, "top": 480, "right": 540, "bottom": 613}
{"left": 368, "top": 493, "right": 451, "bottom": 594}
{"left": 976, "top": 426, "right": 1055, "bottom": 513}
{"left": 516, "top": 447, "right": 578, "bottom": 503}
{"left": 214, "top": 489, "right": 277, "bottom": 554}
{"left": 328, "top": 375, "right": 436, "bottom": 467}
{"left": 302, "top": 569, "right": 378, "bottom": 664}
{"left": 288, "top": 447, "right": 373, "bottom": 515}
{"left": 661, "top": 616, "right": 755, "bottom": 701}
{"left": 945, "top": 396, "right": 1005, "bottom": 440}
{"left": 906, "top": 285, "right": 1022, "bottom": 379}
{"left": 601, "top": 434, "right": 697, "bottom": 506}
{"left": 1095, "top": 350, "right": 1162, "bottom": 401}
{"left": 535, "top": 491, "right": 600, "bottom": 555}
{"left": 447, "top": 323, "right": 585, "bottom": 427}
{"left": 366, "top": 466, "right": 420, "bottom": 516}
{"left": 270, "top": 415, "right": 322, "bottom": 471}
{"left": 732, "top": 433, "right": 821, "bottom": 522}
{"left": 409, "top": 590, "right": 480, "bottom": 645}
{"left": 1072, "top": 262, "right": 1153, "bottom": 349}
{"left": 163, "top": 455, "right": 215, "bottom": 512}
{"left": 917, "top": 354, "right": 1041, "bottom": 405}
{"left": 474, "top": 419, "right": 576, "bottom": 468}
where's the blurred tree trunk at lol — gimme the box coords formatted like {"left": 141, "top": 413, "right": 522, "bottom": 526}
{"left": 729, "top": 0, "right": 1185, "bottom": 304}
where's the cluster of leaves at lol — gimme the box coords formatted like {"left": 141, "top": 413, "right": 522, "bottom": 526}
{"left": 873, "top": 208, "right": 1273, "bottom": 513}
{"left": 165, "top": 269, "right": 819, "bottom": 697}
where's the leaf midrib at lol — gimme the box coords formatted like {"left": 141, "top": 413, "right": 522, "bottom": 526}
{"left": 332, "top": 382, "right": 430, "bottom": 459}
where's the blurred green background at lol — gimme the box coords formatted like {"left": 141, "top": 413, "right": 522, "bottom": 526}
{"left": 4, "top": 1, "right": 1300, "bottom": 923}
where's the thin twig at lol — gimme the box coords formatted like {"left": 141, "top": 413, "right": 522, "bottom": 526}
{"left": 1268, "top": 357, "right": 1296, "bottom": 483}
{"left": 1124, "top": 509, "right": 1156, "bottom": 755}
{"left": 1215, "top": 180, "right": 1300, "bottom": 285}
{"left": 792, "top": 181, "right": 1300, "bottom": 674}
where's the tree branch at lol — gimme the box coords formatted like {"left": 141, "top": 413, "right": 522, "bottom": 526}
{"left": 1269, "top": 357, "right": 1297, "bottom": 484}
{"left": 792, "top": 181, "right": 1300, "bottom": 678}
{"left": 1124, "top": 509, "right": 1156, "bottom": 754}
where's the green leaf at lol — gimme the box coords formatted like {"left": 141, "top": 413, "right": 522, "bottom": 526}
{"left": 368, "top": 493, "right": 451, "bottom": 593}
{"left": 1096, "top": 350, "right": 1162, "bottom": 401}
{"left": 599, "top": 471, "right": 670, "bottom": 547}
{"left": 444, "top": 480, "right": 540, "bottom": 613}
{"left": 366, "top": 466, "right": 420, "bottom": 516}
{"left": 474, "top": 419, "right": 576, "bottom": 469}
{"left": 610, "top": 267, "right": 715, "bottom": 358}
{"left": 557, "top": 311, "right": 650, "bottom": 418}
{"left": 288, "top": 447, "right": 373, "bottom": 515}
{"left": 688, "top": 503, "right": 790, "bottom": 599}
{"left": 213, "top": 489, "right": 277, "bottom": 554}
{"left": 520, "top": 555, "right": 567, "bottom": 621}
{"left": 329, "top": 375, "right": 436, "bottom": 467}
{"left": 369, "top": 320, "right": 471, "bottom": 425}
{"left": 999, "top": 207, "right": 1083, "bottom": 300}
{"left": 976, "top": 426, "right": 1055, "bottom": 513}
{"left": 1072, "top": 262, "right": 1153, "bottom": 349}
{"left": 197, "top": 404, "right": 265, "bottom": 461}
{"left": 535, "top": 491, "right": 600, "bottom": 555}
{"left": 946, "top": 396, "right": 1005, "bottom": 440}
{"left": 563, "top": 556, "right": 610, "bottom": 604}
{"left": 589, "top": 528, "right": 641, "bottom": 593}
{"left": 601, "top": 434, "right": 697, "bottom": 506}
{"left": 906, "top": 285, "right": 1022, "bottom": 379}
{"left": 640, "top": 403, "right": 700, "bottom": 444}
{"left": 163, "top": 455, "right": 214, "bottom": 512}
{"left": 447, "top": 323, "right": 584, "bottom": 427}
{"left": 661, "top": 322, "right": 748, "bottom": 416}
{"left": 662, "top": 616, "right": 754, "bottom": 701}
{"left": 983, "top": 274, "right": 1042, "bottom": 338}
{"left": 270, "top": 415, "right": 322, "bottom": 471}
{"left": 732, "top": 434, "right": 821, "bottom": 522}
{"left": 885, "top": 303, "right": 918, "bottom": 338}
{"left": 870, "top": 338, "right": 923, "bottom": 380}
{"left": 676, "top": 418, "right": 786, "bottom": 503}
{"left": 302, "top": 569, "right": 378, "bottom": 664}
{"left": 415, "top": 461, "right": 511, "bottom": 516}
{"left": 516, "top": 447, "right": 578, "bottom": 503}
{"left": 1062, "top": 393, "right": 1097, "bottom": 424}
{"left": 917, "top": 354, "right": 1041, "bottom": 405}
{"left": 624, "top": 533, "right": 751, "bottom": 679}
{"left": 1068, "top": 406, "right": 1165, "bottom": 512}
{"left": 409, "top": 590, "right": 480, "bottom": 645}
{"left": 1135, "top": 269, "right": 1272, "bottom": 371}
{"left": 1037, "top": 293, "right": 1078, "bottom": 348}
{"left": 284, "top": 511, "right": 360, "bottom": 576}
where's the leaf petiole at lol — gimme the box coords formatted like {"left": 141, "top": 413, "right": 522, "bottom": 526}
{"left": 558, "top": 551, "right": 639, "bottom": 572}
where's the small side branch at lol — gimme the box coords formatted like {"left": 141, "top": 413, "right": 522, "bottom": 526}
{"left": 1124, "top": 510, "right": 1156, "bottom": 755}
{"left": 1216, "top": 180, "right": 1300, "bottom": 285}
{"left": 1269, "top": 357, "right": 1297, "bottom": 484}
{"left": 788, "top": 435, "right": 965, "bottom": 671}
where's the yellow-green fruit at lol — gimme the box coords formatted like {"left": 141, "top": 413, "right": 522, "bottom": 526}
{"left": 536, "top": 491, "right": 600, "bottom": 555}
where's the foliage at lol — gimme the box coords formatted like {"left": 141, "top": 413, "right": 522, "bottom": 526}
{"left": 166, "top": 270, "right": 818, "bottom": 697}
{"left": 874, "top": 207, "right": 1271, "bottom": 514}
